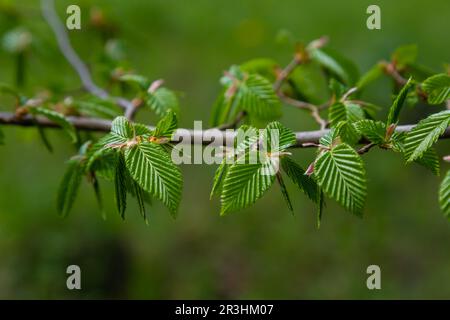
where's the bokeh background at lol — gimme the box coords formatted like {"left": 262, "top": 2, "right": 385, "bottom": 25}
{"left": 0, "top": 0, "right": 449, "bottom": 299}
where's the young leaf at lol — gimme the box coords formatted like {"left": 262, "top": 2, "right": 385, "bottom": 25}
{"left": 391, "top": 44, "right": 417, "bottom": 69}
{"left": 317, "top": 189, "right": 325, "bottom": 229}
{"left": 354, "top": 120, "right": 386, "bottom": 145}
{"left": 133, "top": 180, "right": 148, "bottom": 223}
{"left": 57, "top": 158, "right": 84, "bottom": 217}
{"left": 314, "top": 143, "right": 367, "bottom": 215}
{"left": 210, "top": 161, "right": 229, "bottom": 199}
{"left": 310, "top": 48, "right": 359, "bottom": 85}
{"left": 220, "top": 152, "right": 276, "bottom": 214}
{"left": 276, "top": 172, "right": 294, "bottom": 214}
{"left": 124, "top": 142, "right": 182, "bottom": 216}
{"left": 280, "top": 156, "right": 318, "bottom": 203}
{"left": 30, "top": 107, "right": 78, "bottom": 143}
{"left": 240, "top": 58, "right": 278, "bottom": 81}
{"left": 238, "top": 73, "right": 282, "bottom": 121}
{"left": 119, "top": 74, "right": 150, "bottom": 90}
{"left": 356, "top": 63, "right": 384, "bottom": 91}
{"left": 386, "top": 77, "right": 414, "bottom": 125}
{"left": 421, "top": 73, "right": 450, "bottom": 105}
{"left": 328, "top": 102, "right": 365, "bottom": 126}
{"left": 114, "top": 153, "right": 128, "bottom": 219}
{"left": 72, "top": 98, "right": 122, "bottom": 119}
{"left": 414, "top": 148, "right": 440, "bottom": 176}
{"left": 147, "top": 87, "right": 179, "bottom": 116}
{"left": 111, "top": 116, "right": 134, "bottom": 139}
{"left": 404, "top": 110, "right": 450, "bottom": 162}
{"left": 262, "top": 121, "right": 296, "bottom": 152}
{"left": 440, "top": 170, "right": 450, "bottom": 218}
{"left": 153, "top": 110, "right": 178, "bottom": 139}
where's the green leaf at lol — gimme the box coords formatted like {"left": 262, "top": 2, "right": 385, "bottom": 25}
{"left": 146, "top": 87, "right": 179, "bottom": 116}
{"left": 329, "top": 102, "right": 365, "bottom": 126}
{"left": 414, "top": 148, "right": 440, "bottom": 176}
{"left": 262, "top": 121, "right": 296, "bottom": 152}
{"left": 153, "top": 110, "right": 178, "bottom": 139}
{"left": 356, "top": 63, "right": 384, "bottom": 90}
{"left": 72, "top": 98, "right": 122, "bottom": 119}
{"left": 276, "top": 172, "right": 293, "bottom": 214}
{"left": 391, "top": 44, "right": 417, "bottom": 69}
{"left": 210, "top": 161, "right": 229, "bottom": 199}
{"left": 124, "top": 142, "right": 182, "bottom": 216}
{"left": 240, "top": 58, "right": 278, "bottom": 81}
{"left": 133, "top": 180, "right": 148, "bottom": 223}
{"left": 314, "top": 143, "right": 367, "bottom": 215}
{"left": 30, "top": 107, "right": 78, "bottom": 143}
{"left": 119, "top": 74, "right": 150, "bottom": 90}
{"left": 439, "top": 170, "right": 450, "bottom": 218}
{"left": 57, "top": 158, "right": 84, "bottom": 217}
{"left": 422, "top": 73, "right": 450, "bottom": 105}
{"left": 310, "top": 48, "right": 359, "bottom": 85}
{"left": 317, "top": 189, "right": 325, "bottom": 229}
{"left": 281, "top": 156, "right": 318, "bottom": 203}
{"left": 238, "top": 73, "right": 282, "bottom": 121}
{"left": 354, "top": 120, "right": 386, "bottom": 145}
{"left": 386, "top": 77, "right": 414, "bottom": 125}
{"left": 404, "top": 110, "right": 450, "bottom": 162}
{"left": 114, "top": 153, "right": 128, "bottom": 219}
{"left": 220, "top": 152, "right": 276, "bottom": 214}
{"left": 289, "top": 62, "right": 330, "bottom": 104}
{"left": 111, "top": 116, "right": 134, "bottom": 139}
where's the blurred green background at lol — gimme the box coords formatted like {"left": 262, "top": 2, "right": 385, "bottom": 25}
{"left": 0, "top": 0, "right": 449, "bottom": 299}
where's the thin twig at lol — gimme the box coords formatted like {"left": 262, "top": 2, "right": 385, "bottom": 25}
{"left": 41, "top": 0, "right": 134, "bottom": 112}
{"left": 357, "top": 142, "right": 376, "bottom": 155}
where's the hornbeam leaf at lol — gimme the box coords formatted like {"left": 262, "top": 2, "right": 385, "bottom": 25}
{"left": 314, "top": 143, "right": 367, "bottom": 215}
{"left": 310, "top": 48, "right": 359, "bottom": 85}
{"left": 317, "top": 189, "right": 325, "bottom": 229}
{"left": 404, "top": 110, "right": 450, "bottom": 162}
{"left": 210, "top": 162, "right": 229, "bottom": 199}
{"left": 356, "top": 63, "right": 384, "bottom": 91}
{"left": 114, "top": 154, "right": 128, "bottom": 219}
{"left": 440, "top": 170, "right": 450, "bottom": 218}
{"left": 262, "top": 121, "right": 296, "bottom": 152}
{"left": 57, "top": 158, "right": 84, "bottom": 217}
{"left": 30, "top": 107, "right": 78, "bottom": 143}
{"left": 276, "top": 172, "right": 294, "bottom": 214}
{"left": 414, "top": 148, "right": 440, "bottom": 176}
{"left": 391, "top": 44, "right": 417, "bottom": 69}
{"left": 280, "top": 156, "right": 318, "bottom": 203}
{"left": 220, "top": 152, "right": 276, "bottom": 214}
{"left": 153, "top": 110, "right": 178, "bottom": 139}
{"left": 133, "top": 180, "right": 148, "bottom": 223}
{"left": 354, "top": 120, "right": 386, "bottom": 145}
{"left": 386, "top": 77, "right": 414, "bottom": 125}
{"left": 329, "top": 102, "right": 365, "bottom": 126}
{"left": 111, "top": 116, "right": 134, "bottom": 139}
{"left": 238, "top": 74, "right": 281, "bottom": 121}
{"left": 72, "top": 99, "right": 122, "bottom": 119}
{"left": 146, "top": 87, "right": 179, "bottom": 116}
{"left": 421, "top": 73, "right": 450, "bottom": 105}
{"left": 125, "top": 142, "right": 182, "bottom": 216}
{"left": 119, "top": 74, "right": 150, "bottom": 90}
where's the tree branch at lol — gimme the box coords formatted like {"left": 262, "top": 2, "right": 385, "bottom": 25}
{"left": 1, "top": 112, "right": 448, "bottom": 147}
{"left": 41, "top": 0, "right": 134, "bottom": 112}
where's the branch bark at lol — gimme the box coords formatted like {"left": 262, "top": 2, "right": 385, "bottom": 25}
{"left": 1, "top": 112, "right": 448, "bottom": 147}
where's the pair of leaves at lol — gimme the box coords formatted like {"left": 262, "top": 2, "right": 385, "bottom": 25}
{"left": 211, "top": 122, "right": 318, "bottom": 215}
{"left": 314, "top": 140, "right": 367, "bottom": 216}
{"left": 107, "top": 114, "right": 182, "bottom": 217}
{"left": 210, "top": 66, "right": 281, "bottom": 126}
